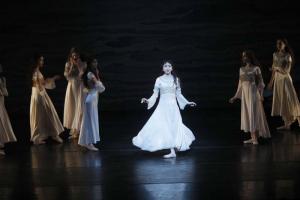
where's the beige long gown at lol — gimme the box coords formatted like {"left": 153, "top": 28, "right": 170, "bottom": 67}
{"left": 271, "top": 52, "right": 300, "bottom": 125}
{"left": 70, "top": 62, "right": 87, "bottom": 132}
{"left": 234, "top": 66, "right": 271, "bottom": 138}
{"left": 30, "top": 70, "right": 64, "bottom": 143}
{"left": 0, "top": 77, "right": 17, "bottom": 145}
{"left": 63, "top": 62, "right": 81, "bottom": 129}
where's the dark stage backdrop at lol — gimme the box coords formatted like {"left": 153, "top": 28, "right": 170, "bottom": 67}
{"left": 0, "top": 0, "right": 299, "bottom": 143}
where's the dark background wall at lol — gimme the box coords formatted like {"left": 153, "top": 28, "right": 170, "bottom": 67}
{"left": 1, "top": 0, "right": 299, "bottom": 143}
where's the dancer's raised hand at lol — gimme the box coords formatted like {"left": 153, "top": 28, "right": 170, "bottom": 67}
{"left": 141, "top": 98, "right": 148, "bottom": 104}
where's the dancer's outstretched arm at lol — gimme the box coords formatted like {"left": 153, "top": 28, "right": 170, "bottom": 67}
{"left": 141, "top": 78, "right": 160, "bottom": 109}
{"left": 229, "top": 68, "right": 242, "bottom": 103}
{"left": 87, "top": 72, "right": 105, "bottom": 93}
{"left": 175, "top": 78, "right": 196, "bottom": 109}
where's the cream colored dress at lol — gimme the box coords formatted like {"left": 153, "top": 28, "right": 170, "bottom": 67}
{"left": 63, "top": 62, "right": 81, "bottom": 129}
{"left": 271, "top": 52, "right": 300, "bottom": 125}
{"left": 30, "top": 70, "right": 64, "bottom": 143}
{"left": 71, "top": 62, "right": 87, "bottom": 132}
{"left": 234, "top": 66, "right": 271, "bottom": 138}
{"left": 0, "top": 77, "right": 17, "bottom": 144}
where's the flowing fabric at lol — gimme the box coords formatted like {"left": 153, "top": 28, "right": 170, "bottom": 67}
{"left": 0, "top": 78, "right": 17, "bottom": 144}
{"left": 271, "top": 52, "right": 300, "bottom": 125}
{"left": 30, "top": 71, "right": 64, "bottom": 143}
{"left": 234, "top": 66, "right": 271, "bottom": 138}
{"left": 132, "top": 75, "right": 195, "bottom": 152}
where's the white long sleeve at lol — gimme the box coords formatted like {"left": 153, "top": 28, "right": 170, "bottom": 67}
{"left": 87, "top": 72, "right": 105, "bottom": 93}
{"left": 95, "top": 81, "right": 105, "bottom": 93}
{"left": 175, "top": 78, "right": 190, "bottom": 110}
{"left": 147, "top": 78, "right": 160, "bottom": 109}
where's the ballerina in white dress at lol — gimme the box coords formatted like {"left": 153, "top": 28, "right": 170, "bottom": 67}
{"left": 30, "top": 55, "right": 64, "bottom": 145}
{"left": 267, "top": 38, "right": 300, "bottom": 130}
{"left": 78, "top": 59, "right": 105, "bottom": 151}
{"left": 132, "top": 61, "right": 196, "bottom": 158}
{"left": 0, "top": 64, "right": 17, "bottom": 155}
{"left": 230, "top": 51, "right": 271, "bottom": 145}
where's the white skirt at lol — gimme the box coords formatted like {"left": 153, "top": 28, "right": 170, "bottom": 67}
{"left": 132, "top": 94, "right": 195, "bottom": 152}
{"left": 78, "top": 90, "right": 100, "bottom": 145}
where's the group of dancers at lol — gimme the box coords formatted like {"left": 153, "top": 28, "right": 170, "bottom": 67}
{"left": 229, "top": 38, "right": 300, "bottom": 145}
{"left": 29, "top": 48, "right": 106, "bottom": 152}
{"left": 0, "top": 48, "right": 106, "bottom": 155}
{"left": 1, "top": 38, "right": 300, "bottom": 158}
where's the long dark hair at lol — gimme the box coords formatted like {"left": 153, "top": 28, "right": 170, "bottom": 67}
{"left": 241, "top": 50, "right": 261, "bottom": 67}
{"left": 160, "top": 60, "right": 180, "bottom": 87}
{"left": 67, "top": 47, "right": 80, "bottom": 63}
{"left": 31, "top": 53, "right": 43, "bottom": 73}
{"left": 241, "top": 50, "right": 262, "bottom": 86}
{"left": 28, "top": 53, "right": 43, "bottom": 87}
{"left": 276, "top": 38, "right": 295, "bottom": 67}
{"left": 82, "top": 58, "right": 99, "bottom": 89}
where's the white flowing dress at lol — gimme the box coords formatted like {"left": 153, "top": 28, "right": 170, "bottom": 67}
{"left": 30, "top": 71, "right": 64, "bottom": 143}
{"left": 234, "top": 66, "right": 271, "bottom": 138}
{"left": 132, "top": 75, "right": 195, "bottom": 152}
{"left": 0, "top": 77, "right": 17, "bottom": 144}
{"left": 271, "top": 52, "right": 300, "bottom": 125}
{"left": 78, "top": 72, "right": 105, "bottom": 146}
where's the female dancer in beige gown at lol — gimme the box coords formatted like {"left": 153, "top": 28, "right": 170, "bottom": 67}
{"left": 30, "top": 55, "right": 64, "bottom": 145}
{"left": 71, "top": 56, "right": 87, "bottom": 137}
{"left": 63, "top": 48, "right": 86, "bottom": 138}
{"left": 267, "top": 39, "right": 300, "bottom": 130}
{"left": 0, "top": 64, "right": 17, "bottom": 155}
{"left": 230, "top": 51, "right": 271, "bottom": 145}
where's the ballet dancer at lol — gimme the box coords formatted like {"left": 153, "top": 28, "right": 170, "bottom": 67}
{"left": 230, "top": 50, "right": 271, "bottom": 145}
{"left": 30, "top": 54, "right": 64, "bottom": 144}
{"left": 132, "top": 61, "right": 196, "bottom": 158}
{"left": 267, "top": 38, "right": 300, "bottom": 130}
{"left": 78, "top": 58, "right": 105, "bottom": 151}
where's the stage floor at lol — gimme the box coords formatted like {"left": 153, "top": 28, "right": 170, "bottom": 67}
{"left": 1, "top": 110, "right": 300, "bottom": 200}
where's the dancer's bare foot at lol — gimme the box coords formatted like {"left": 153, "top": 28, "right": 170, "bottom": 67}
{"left": 68, "top": 134, "right": 79, "bottom": 139}
{"left": 163, "top": 149, "right": 176, "bottom": 158}
{"left": 163, "top": 152, "right": 176, "bottom": 158}
{"left": 243, "top": 139, "right": 253, "bottom": 144}
{"left": 52, "top": 136, "right": 63, "bottom": 143}
{"left": 68, "top": 130, "right": 79, "bottom": 139}
{"left": 252, "top": 140, "right": 259, "bottom": 145}
{"left": 82, "top": 144, "right": 98, "bottom": 151}
{"left": 277, "top": 125, "right": 291, "bottom": 130}
{"left": 33, "top": 139, "right": 46, "bottom": 145}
